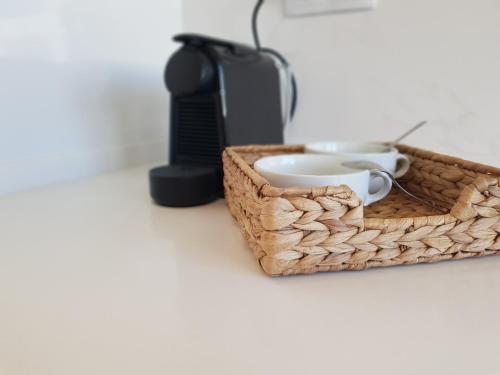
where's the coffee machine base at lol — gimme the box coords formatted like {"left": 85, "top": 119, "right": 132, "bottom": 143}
{"left": 149, "top": 165, "right": 219, "bottom": 207}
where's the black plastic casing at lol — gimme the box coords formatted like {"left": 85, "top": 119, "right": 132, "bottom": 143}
{"left": 149, "top": 165, "right": 218, "bottom": 207}
{"left": 150, "top": 34, "right": 284, "bottom": 207}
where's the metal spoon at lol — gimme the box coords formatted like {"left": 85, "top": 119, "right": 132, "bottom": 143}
{"left": 342, "top": 160, "right": 447, "bottom": 212}
{"left": 390, "top": 120, "right": 427, "bottom": 147}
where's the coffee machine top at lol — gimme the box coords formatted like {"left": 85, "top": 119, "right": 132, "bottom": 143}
{"left": 166, "top": 33, "right": 284, "bottom": 151}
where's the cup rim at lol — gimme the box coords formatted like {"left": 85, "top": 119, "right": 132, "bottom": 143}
{"left": 305, "top": 141, "right": 398, "bottom": 156}
{"left": 254, "top": 153, "right": 367, "bottom": 180}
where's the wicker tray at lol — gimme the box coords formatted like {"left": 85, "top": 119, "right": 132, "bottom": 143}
{"left": 222, "top": 144, "right": 500, "bottom": 276}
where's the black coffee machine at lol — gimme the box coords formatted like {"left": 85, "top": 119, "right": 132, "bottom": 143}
{"left": 150, "top": 33, "right": 292, "bottom": 207}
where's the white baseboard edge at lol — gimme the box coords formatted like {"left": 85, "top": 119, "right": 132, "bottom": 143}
{"left": 0, "top": 140, "right": 167, "bottom": 195}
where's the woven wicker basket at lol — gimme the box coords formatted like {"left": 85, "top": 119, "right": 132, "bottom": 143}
{"left": 223, "top": 144, "right": 500, "bottom": 276}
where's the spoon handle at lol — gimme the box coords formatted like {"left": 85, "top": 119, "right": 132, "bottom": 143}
{"left": 341, "top": 160, "right": 446, "bottom": 213}
{"left": 378, "top": 170, "right": 447, "bottom": 213}
{"left": 391, "top": 120, "right": 427, "bottom": 146}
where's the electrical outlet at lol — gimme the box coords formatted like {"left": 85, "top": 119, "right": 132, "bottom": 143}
{"left": 284, "top": 0, "right": 377, "bottom": 17}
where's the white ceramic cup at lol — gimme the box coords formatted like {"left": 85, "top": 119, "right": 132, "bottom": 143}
{"left": 305, "top": 142, "right": 410, "bottom": 178}
{"left": 254, "top": 154, "right": 392, "bottom": 206}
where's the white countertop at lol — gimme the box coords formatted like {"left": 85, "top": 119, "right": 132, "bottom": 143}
{"left": 2, "top": 165, "right": 500, "bottom": 375}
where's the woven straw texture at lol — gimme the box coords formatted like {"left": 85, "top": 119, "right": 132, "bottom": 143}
{"left": 223, "top": 144, "right": 500, "bottom": 276}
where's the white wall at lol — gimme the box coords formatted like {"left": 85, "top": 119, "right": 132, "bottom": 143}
{"left": 0, "top": 0, "right": 182, "bottom": 194}
{"left": 2, "top": 0, "right": 498, "bottom": 195}
{"left": 183, "top": 0, "right": 500, "bottom": 165}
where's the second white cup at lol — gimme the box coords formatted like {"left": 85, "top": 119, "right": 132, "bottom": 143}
{"left": 305, "top": 142, "right": 410, "bottom": 178}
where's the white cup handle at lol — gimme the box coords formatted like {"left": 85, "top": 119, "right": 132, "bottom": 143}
{"left": 364, "top": 170, "right": 392, "bottom": 206}
{"left": 394, "top": 154, "right": 410, "bottom": 178}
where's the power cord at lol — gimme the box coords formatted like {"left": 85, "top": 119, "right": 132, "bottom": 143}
{"left": 251, "top": 0, "right": 298, "bottom": 120}
{"left": 251, "top": 0, "right": 264, "bottom": 49}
